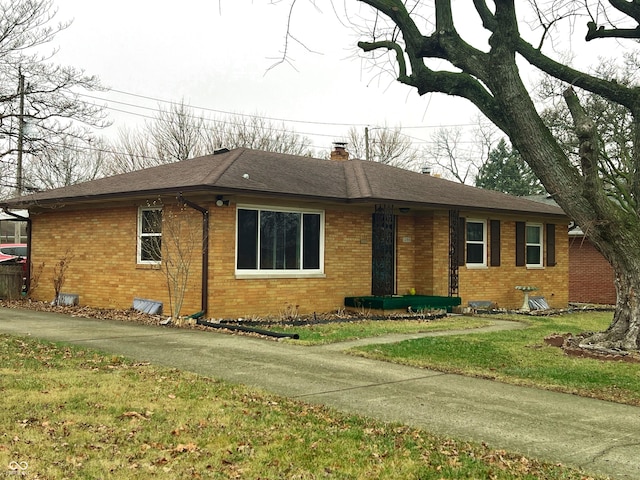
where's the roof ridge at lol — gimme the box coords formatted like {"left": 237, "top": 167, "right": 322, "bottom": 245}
{"left": 201, "top": 148, "right": 245, "bottom": 185}
{"left": 345, "top": 160, "right": 373, "bottom": 198}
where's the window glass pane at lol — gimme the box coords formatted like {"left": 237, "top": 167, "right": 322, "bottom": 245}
{"left": 303, "top": 214, "right": 320, "bottom": 269}
{"left": 467, "top": 244, "right": 484, "bottom": 264}
{"left": 141, "top": 236, "right": 161, "bottom": 262}
{"left": 526, "top": 225, "right": 540, "bottom": 244}
{"left": 526, "top": 245, "right": 541, "bottom": 265}
{"left": 142, "top": 209, "right": 162, "bottom": 234}
{"left": 466, "top": 222, "right": 484, "bottom": 242}
{"left": 237, "top": 209, "right": 258, "bottom": 269}
{"left": 260, "top": 211, "right": 301, "bottom": 270}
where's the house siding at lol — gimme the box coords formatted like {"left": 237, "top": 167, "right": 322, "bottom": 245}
{"left": 569, "top": 235, "right": 616, "bottom": 305}
{"left": 28, "top": 202, "right": 568, "bottom": 317}
{"left": 456, "top": 218, "right": 569, "bottom": 309}
{"left": 29, "top": 203, "right": 374, "bottom": 318}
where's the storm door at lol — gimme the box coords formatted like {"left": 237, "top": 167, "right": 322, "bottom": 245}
{"left": 371, "top": 204, "right": 396, "bottom": 296}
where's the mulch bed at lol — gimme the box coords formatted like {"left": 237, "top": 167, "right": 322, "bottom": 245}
{"left": 544, "top": 333, "right": 640, "bottom": 363}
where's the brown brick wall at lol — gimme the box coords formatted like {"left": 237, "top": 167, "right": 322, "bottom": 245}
{"left": 568, "top": 236, "right": 616, "bottom": 305}
{"left": 456, "top": 218, "right": 569, "bottom": 309}
{"left": 28, "top": 201, "right": 569, "bottom": 317}
{"left": 29, "top": 202, "right": 374, "bottom": 318}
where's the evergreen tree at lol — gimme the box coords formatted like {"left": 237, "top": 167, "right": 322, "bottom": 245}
{"left": 475, "top": 140, "right": 545, "bottom": 196}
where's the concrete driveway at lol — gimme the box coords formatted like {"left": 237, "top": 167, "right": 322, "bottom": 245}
{"left": 0, "top": 307, "right": 638, "bottom": 479}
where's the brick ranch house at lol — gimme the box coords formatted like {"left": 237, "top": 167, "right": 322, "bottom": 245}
{"left": 2, "top": 147, "right": 569, "bottom": 318}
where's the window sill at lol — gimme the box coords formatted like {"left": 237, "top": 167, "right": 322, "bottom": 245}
{"left": 136, "top": 263, "right": 161, "bottom": 270}
{"left": 465, "top": 264, "right": 488, "bottom": 270}
{"left": 526, "top": 265, "right": 544, "bottom": 270}
{"left": 235, "top": 272, "right": 326, "bottom": 280}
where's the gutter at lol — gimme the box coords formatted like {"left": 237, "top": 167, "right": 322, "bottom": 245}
{"left": 0, "top": 208, "right": 31, "bottom": 294}
{"left": 177, "top": 193, "right": 209, "bottom": 316}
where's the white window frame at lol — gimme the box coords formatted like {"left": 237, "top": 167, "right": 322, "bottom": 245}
{"left": 137, "top": 206, "right": 162, "bottom": 265}
{"left": 525, "top": 223, "right": 543, "bottom": 268}
{"left": 465, "top": 219, "right": 487, "bottom": 268}
{"left": 235, "top": 204, "right": 325, "bottom": 278}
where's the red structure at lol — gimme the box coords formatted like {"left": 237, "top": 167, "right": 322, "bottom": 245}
{"left": 569, "top": 234, "right": 616, "bottom": 305}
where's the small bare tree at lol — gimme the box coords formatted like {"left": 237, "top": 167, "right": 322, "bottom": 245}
{"left": 52, "top": 249, "right": 73, "bottom": 305}
{"left": 142, "top": 203, "right": 199, "bottom": 320}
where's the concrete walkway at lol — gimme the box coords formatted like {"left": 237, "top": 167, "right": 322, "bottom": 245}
{"left": 0, "top": 307, "right": 638, "bottom": 479}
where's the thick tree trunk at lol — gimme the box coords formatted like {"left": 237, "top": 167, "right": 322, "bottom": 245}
{"left": 581, "top": 267, "right": 640, "bottom": 351}
{"left": 356, "top": 0, "right": 640, "bottom": 351}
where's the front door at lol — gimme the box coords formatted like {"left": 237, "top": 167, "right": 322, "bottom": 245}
{"left": 371, "top": 204, "right": 396, "bottom": 296}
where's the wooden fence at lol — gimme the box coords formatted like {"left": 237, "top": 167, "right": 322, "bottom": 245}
{"left": 0, "top": 265, "right": 24, "bottom": 300}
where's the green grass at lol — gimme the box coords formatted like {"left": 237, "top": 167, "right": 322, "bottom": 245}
{"left": 0, "top": 334, "right": 607, "bottom": 479}
{"left": 353, "top": 311, "right": 640, "bottom": 405}
{"left": 276, "top": 316, "right": 493, "bottom": 344}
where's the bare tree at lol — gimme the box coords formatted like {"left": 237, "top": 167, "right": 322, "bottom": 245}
{"left": 140, "top": 203, "right": 199, "bottom": 320}
{"left": 0, "top": 0, "right": 108, "bottom": 194}
{"left": 201, "top": 114, "right": 313, "bottom": 156}
{"left": 22, "top": 134, "right": 108, "bottom": 192}
{"left": 346, "top": 124, "right": 421, "bottom": 170}
{"left": 330, "top": 1, "right": 640, "bottom": 351}
{"left": 425, "top": 118, "right": 499, "bottom": 184}
{"left": 107, "top": 103, "right": 314, "bottom": 174}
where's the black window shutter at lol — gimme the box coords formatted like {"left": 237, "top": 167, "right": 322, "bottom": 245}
{"left": 490, "top": 220, "right": 501, "bottom": 266}
{"left": 546, "top": 223, "right": 556, "bottom": 267}
{"left": 458, "top": 217, "right": 466, "bottom": 266}
{"left": 515, "top": 221, "right": 526, "bottom": 266}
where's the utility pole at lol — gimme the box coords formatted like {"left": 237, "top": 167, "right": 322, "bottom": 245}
{"left": 16, "top": 69, "right": 25, "bottom": 196}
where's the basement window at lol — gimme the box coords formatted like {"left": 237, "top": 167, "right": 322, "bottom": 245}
{"left": 236, "top": 206, "right": 324, "bottom": 277}
{"left": 138, "top": 207, "right": 162, "bottom": 264}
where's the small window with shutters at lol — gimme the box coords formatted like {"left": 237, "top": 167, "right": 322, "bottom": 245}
{"left": 515, "top": 222, "right": 544, "bottom": 267}
{"left": 465, "top": 219, "right": 487, "bottom": 267}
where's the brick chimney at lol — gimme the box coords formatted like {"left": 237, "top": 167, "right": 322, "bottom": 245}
{"left": 330, "top": 142, "right": 349, "bottom": 161}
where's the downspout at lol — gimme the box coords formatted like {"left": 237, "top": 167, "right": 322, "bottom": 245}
{"left": 177, "top": 194, "right": 209, "bottom": 316}
{"left": 1, "top": 208, "right": 31, "bottom": 294}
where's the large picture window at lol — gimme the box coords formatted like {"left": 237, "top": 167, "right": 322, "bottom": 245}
{"left": 466, "top": 219, "right": 487, "bottom": 266}
{"left": 526, "top": 224, "right": 543, "bottom": 267}
{"left": 138, "top": 207, "right": 162, "bottom": 264}
{"left": 236, "top": 206, "right": 323, "bottom": 275}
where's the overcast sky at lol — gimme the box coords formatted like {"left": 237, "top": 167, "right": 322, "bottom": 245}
{"left": 48, "top": 1, "right": 615, "bottom": 159}
{"left": 48, "top": 1, "right": 488, "bottom": 157}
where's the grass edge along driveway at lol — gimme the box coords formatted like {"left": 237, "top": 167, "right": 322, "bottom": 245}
{"left": 350, "top": 311, "right": 640, "bottom": 407}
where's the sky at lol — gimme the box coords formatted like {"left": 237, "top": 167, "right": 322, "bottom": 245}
{"left": 47, "top": 1, "right": 618, "bottom": 162}
{"left": 49, "top": 0, "right": 483, "bottom": 158}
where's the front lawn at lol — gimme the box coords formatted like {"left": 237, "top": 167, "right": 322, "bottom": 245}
{"left": 276, "top": 316, "right": 493, "bottom": 344}
{"left": 352, "top": 311, "right": 640, "bottom": 406}
{"left": 0, "top": 334, "right": 607, "bottom": 479}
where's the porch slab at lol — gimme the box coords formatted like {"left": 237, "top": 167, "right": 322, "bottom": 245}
{"left": 344, "top": 295, "right": 461, "bottom": 312}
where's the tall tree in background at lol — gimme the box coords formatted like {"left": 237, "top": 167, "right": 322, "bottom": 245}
{"left": 538, "top": 53, "right": 639, "bottom": 199}
{"left": 23, "top": 135, "right": 108, "bottom": 191}
{"left": 346, "top": 125, "right": 420, "bottom": 170}
{"left": 476, "top": 139, "right": 545, "bottom": 196}
{"left": 425, "top": 118, "right": 498, "bottom": 183}
{"left": 107, "top": 102, "right": 313, "bottom": 174}
{"left": 202, "top": 114, "right": 313, "bottom": 157}
{"left": 0, "top": 0, "right": 107, "bottom": 195}
{"left": 349, "top": 1, "right": 640, "bottom": 351}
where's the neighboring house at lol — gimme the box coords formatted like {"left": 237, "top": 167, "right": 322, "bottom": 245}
{"left": 569, "top": 228, "right": 616, "bottom": 305}
{"left": 2, "top": 147, "right": 569, "bottom": 318}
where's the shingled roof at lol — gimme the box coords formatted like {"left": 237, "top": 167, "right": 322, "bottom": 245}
{"left": 3, "top": 148, "right": 565, "bottom": 217}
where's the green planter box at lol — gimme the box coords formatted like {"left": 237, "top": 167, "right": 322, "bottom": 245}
{"left": 344, "top": 295, "right": 461, "bottom": 312}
